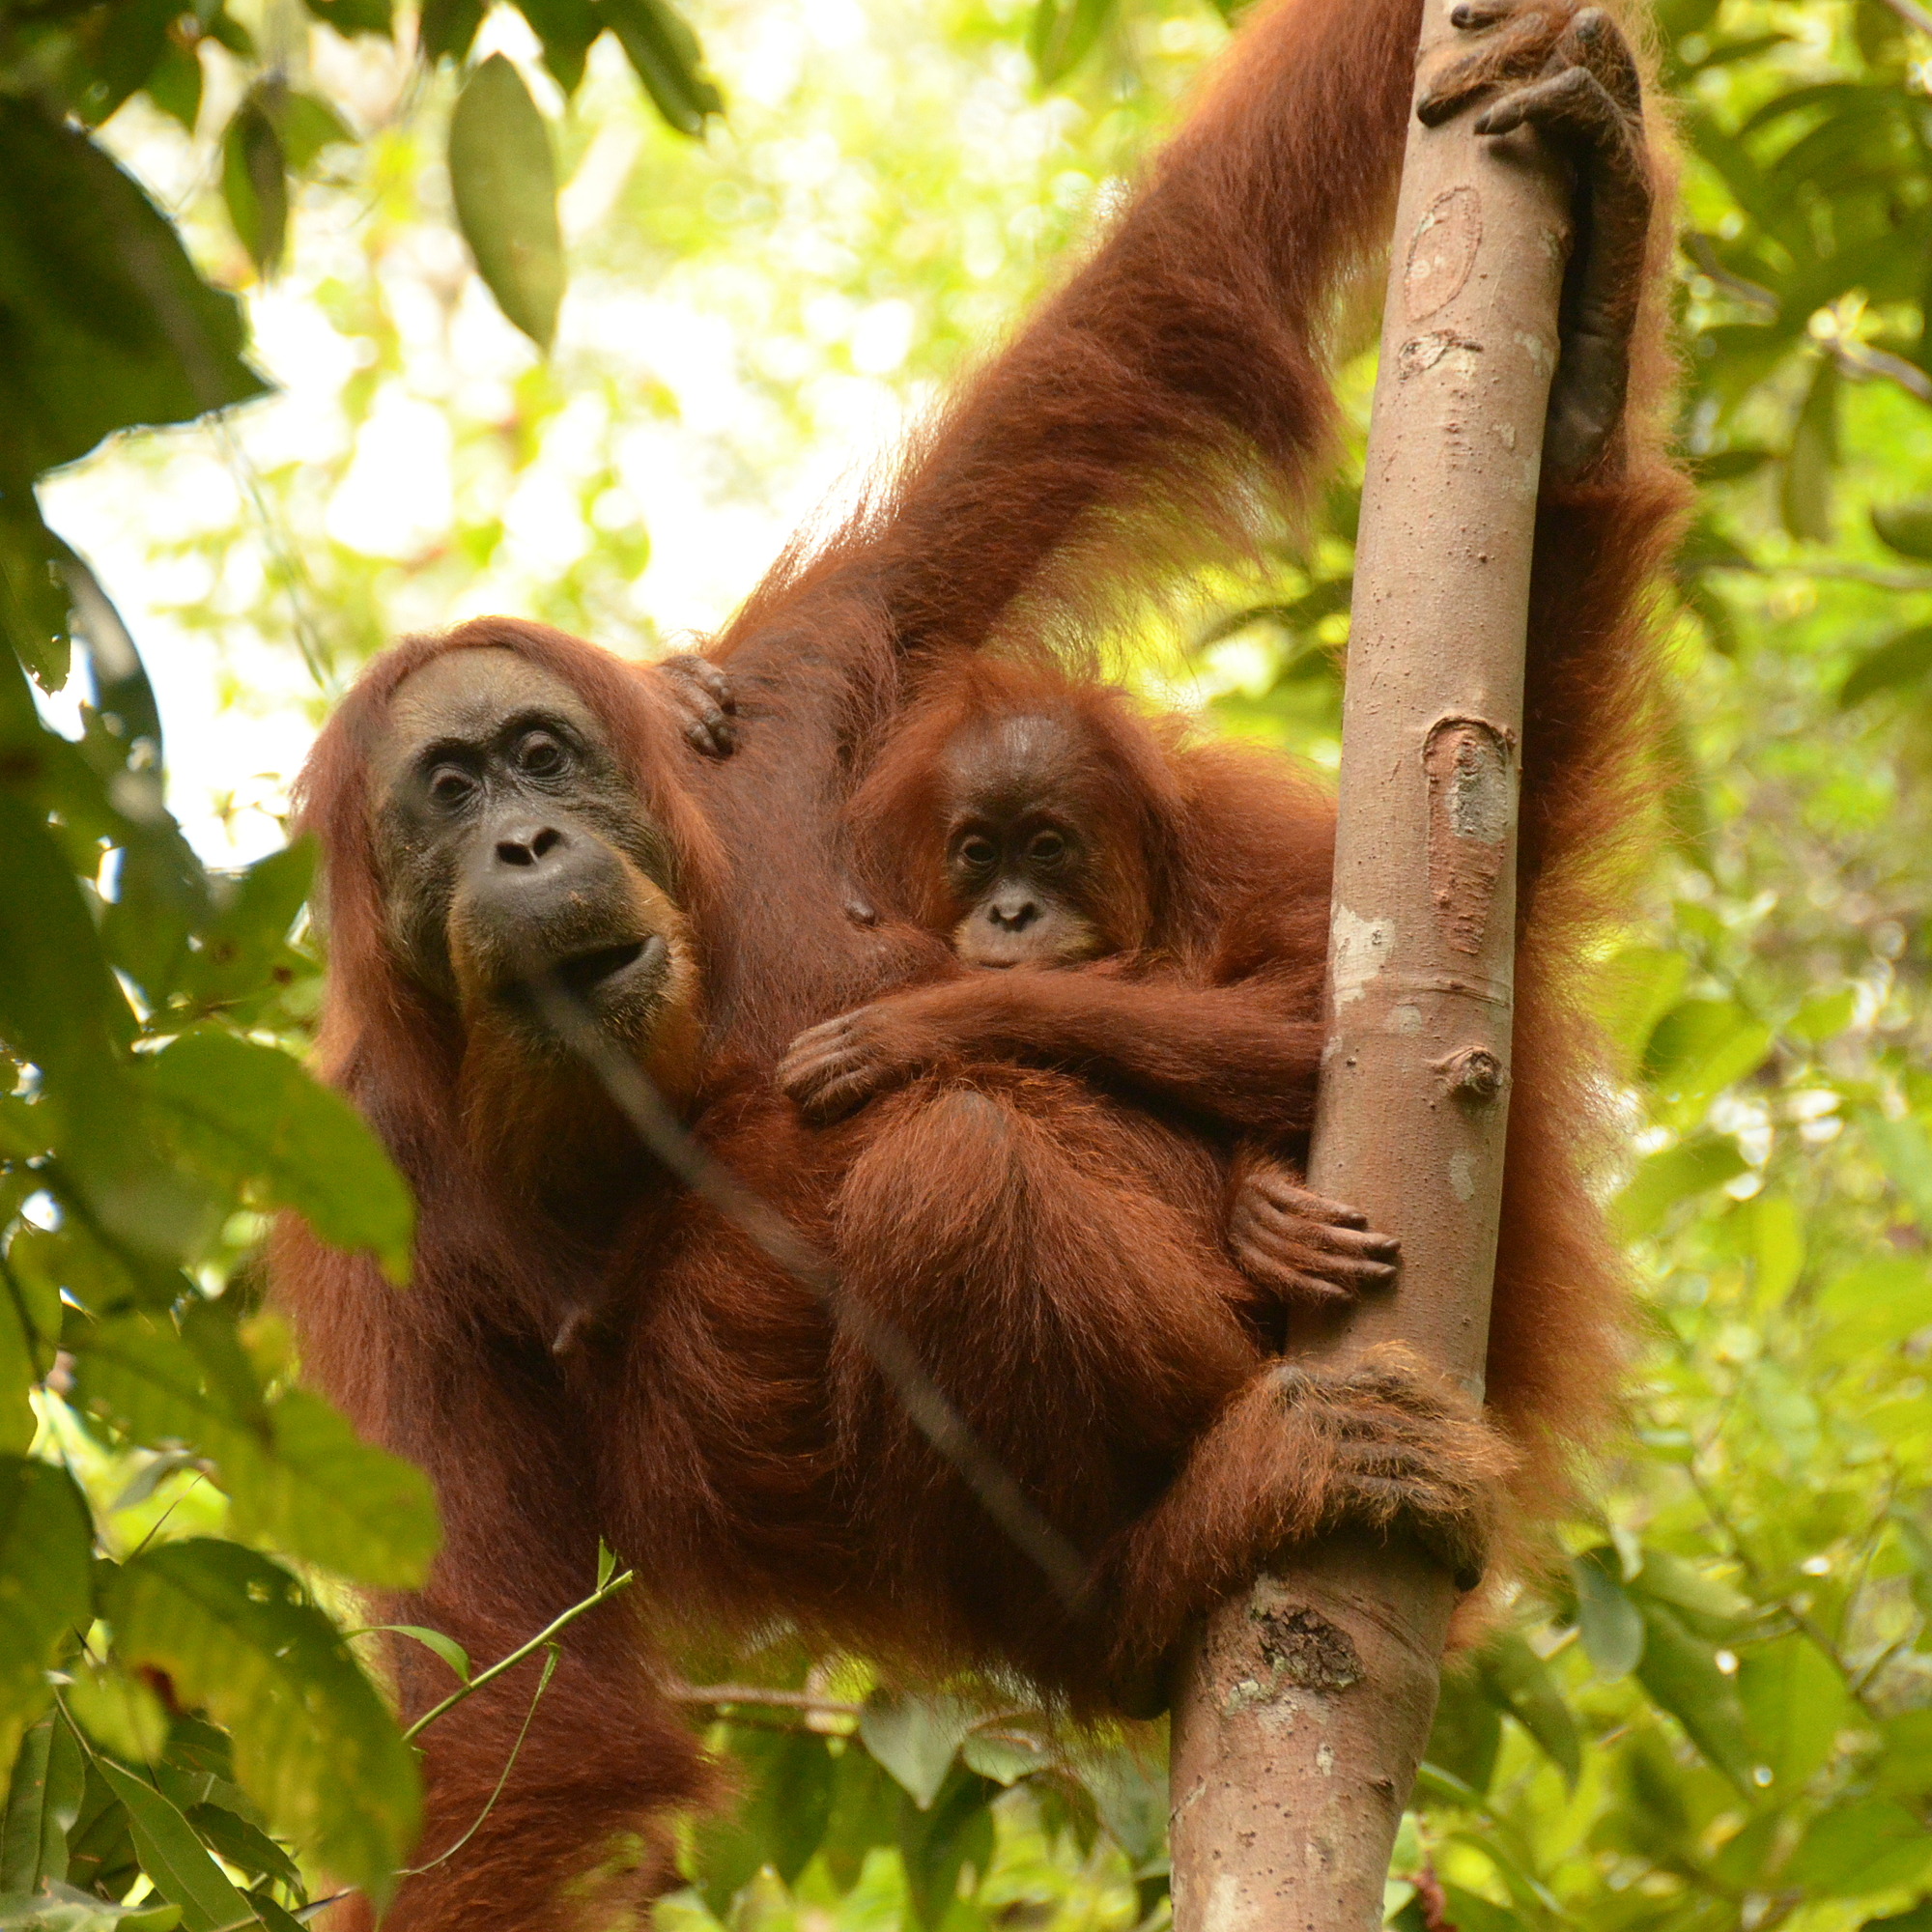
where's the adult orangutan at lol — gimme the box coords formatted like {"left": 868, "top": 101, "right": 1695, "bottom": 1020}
{"left": 276, "top": 0, "right": 1684, "bottom": 1924}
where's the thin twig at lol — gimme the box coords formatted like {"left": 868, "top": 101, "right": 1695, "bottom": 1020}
{"left": 526, "top": 978, "right": 1092, "bottom": 1611}
{"left": 663, "top": 1681, "right": 864, "bottom": 1716}
{"left": 401, "top": 1566, "right": 634, "bottom": 1743}
{"left": 403, "top": 1645, "right": 561, "bottom": 1872}
{"left": 1878, "top": 0, "right": 1932, "bottom": 37}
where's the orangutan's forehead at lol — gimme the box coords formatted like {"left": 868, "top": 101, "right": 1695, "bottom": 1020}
{"left": 373, "top": 648, "right": 602, "bottom": 780}
{"left": 949, "top": 712, "right": 1079, "bottom": 790}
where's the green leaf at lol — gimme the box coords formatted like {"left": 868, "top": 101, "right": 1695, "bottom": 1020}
{"left": 1474, "top": 1631, "right": 1580, "bottom": 1786}
{"left": 1632, "top": 1599, "right": 1755, "bottom": 1790}
{"left": 1863, "top": 1111, "right": 1932, "bottom": 1231}
{"left": 1642, "top": 998, "right": 1773, "bottom": 1106}
{"left": 515, "top": 0, "right": 602, "bottom": 94}
{"left": 108, "top": 1539, "right": 420, "bottom": 1909}
{"left": 1839, "top": 625, "right": 1932, "bottom": 708}
{"left": 1599, "top": 947, "right": 1690, "bottom": 1074}
{"left": 1872, "top": 500, "right": 1932, "bottom": 559}
{"left": 1614, "top": 1136, "right": 1751, "bottom": 1237}
{"left": 1787, "top": 1800, "right": 1932, "bottom": 1896}
{"left": 0, "top": 99, "right": 269, "bottom": 479}
{"left": 1861, "top": 1903, "right": 1932, "bottom": 1932}
{"left": 73, "top": 1319, "right": 439, "bottom": 1587}
{"left": 597, "top": 0, "right": 724, "bottom": 137}
{"left": 1630, "top": 1548, "right": 1750, "bottom": 1632}
{"left": 419, "top": 0, "right": 484, "bottom": 60}
{"left": 0, "top": 1461, "right": 92, "bottom": 1774}
{"left": 63, "top": 1662, "right": 169, "bottom": 1765}
{"left": 959, "top": 1725, "right": 1053, "bottom": 1787}
{"left": 1738, "top": 1635, "right": 1859, "bottom": 1795}
{"left": 1071, "top": 1748, "right": 1164, "bottom": 1865}
{"left": 858, "top": 1692, "right": 980, "bottom": 1810}
{"left": 0, "top": 794, "right": 125, "bottom": 1087}
{"left": 1, "top": 1714, "right": 84, "bottom": 1892}
{"left": 91, "top": 1762, "right": 253, "bottom": 1932}
{"left": 271, "top": 92, "right": 354, "bottom": 178}
{"left": 230, "top": 1389, "right": 439, "bottom": 1585}
{"left": 1571, "top": 1549, "right": 1646, "bottom": 1677}
{"left": 447, "top": 55, "right": 565, "bottom": 353}
{"left": 1027, "top": 0, "right": 1116, "bottom": 86}
{"left": 0, "top": 1880, "right": 181, "bottom": 1929}
{"left": 1780, "top": 354, "right": 1838, "bottom": 544}
{"left": 1815, "top": 1257, "right": 1932, "bottom": 1350}
{"left": 183, "top": 1803, "right": 300, "bottom": 1892}
{"left": 303, "top": 0, "right": 395, "bottom": 40}
{"left": 143, "top": 1028, "right": 412, "bottom": 1281}
{"left": 1424, "top": 1664, "right": 1502, "bottom": 1794}
{"left": 695, "top": 1725, "right": 834, "bottom": 1915}
{"left": 220, "top": 98, "right": 287, "bottom": 277}
{"left": 816, "top": 1745, "right": 897, "bottom": 1894}
{"left": 363, "top": 1625, "right": 469, "bottom": 1683}
{"left": 177, "top": 840, "right": 316, "bottom": 1013}
{"left": 896, "top": 1767, "right": 995, "bottom": 1930}
{"left": 1788, "top": 987, "right": 1856, "bottom": 1042}
{"left": 0, "top": 1251, "right": 59, "bottom": 1457}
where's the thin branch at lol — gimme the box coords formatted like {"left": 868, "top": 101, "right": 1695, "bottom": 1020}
{"left": 526, "top": 978, "right": 1092, "bottom": 1612}
{"left": 663, "top": 1682, "right": 865, "bottom": 1716}
{"left": 403, "top": 1645, "right": 561, "bottom": 1873}
{"left": 401, "top": 1567, "right": 634, "bottom": 1744}
{"left": 1878, "top": 0, "right": 1932, "bottom": 37}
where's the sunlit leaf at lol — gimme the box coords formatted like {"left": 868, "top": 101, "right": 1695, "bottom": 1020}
{"left": 897, "top": 1766, "right": 994, "bottom": 1930}
{"left": 143, "top": 1027, "right": 412, "bottom": 1281}
{"left": 598, "top": 0, "right": 724, "bottom": 137}
{"left": 1780, "top": 355, "right": 1838, "bottom": 544}
{"left": 1475, "top": 1633, "right": 1579, "bottom": 1786}
{"left": 1632, "top": 1599, "right": 1754, "bottom": 1790}
{"left": 1839, "top": 625, "right": 1932, "bottom": 708}
{"left": 447, "top": 55, "right": 565, "bottom": 352}
{"left": 1614, "top": 1136, "right": 1750, "bottom": 1238}
{"left": 108, "top": 1540, "right": 419, "bottom": 1908}
{"left": 859, "top": 1691, "right": 980, "bottom": 1810}
{"left": 0, "top": 100, "right": 269, "bottom": 477}
{"left": 92, "top": 1761, "right": 253, "bottom": 1932}
{"left": 0, "top": 1460, "right": 92, "bottom": 1775}
{"left": 0, "top": 1713, "right": 84, "bottom": 1892}
{"left": 1738, "top": 1635, "right": 1860, "bottom": 1795}
{"left": 1871, "top": 500, "right": 1932, "bottom": 559}
{"left": 0, "top": 1880, "right": 181, "bottom": 1929}
{"left": 220, "top": 97, "right": 286, "bottom": 276}
{"left": 1786, "top": 1800, "right": 1932, "bottom": 1896}
{"left": 1863, "top": 1111, "right": 1932, "bottom": 1231}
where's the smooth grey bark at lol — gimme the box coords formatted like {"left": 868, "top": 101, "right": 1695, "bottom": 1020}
{"left": 1168, "top": 4, "right": 1574, "bottom": 1925}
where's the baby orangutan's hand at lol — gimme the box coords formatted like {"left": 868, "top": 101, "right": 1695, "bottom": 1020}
{"left": 1227, "top": 1156, "right": 1401, "bottom": 1306}
{"left": 779, "top": 1004, "right": 922, "bottom": 1122}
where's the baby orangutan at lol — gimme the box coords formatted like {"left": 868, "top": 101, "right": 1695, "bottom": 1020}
{"left": 777, "top": 660, "right": 1400, "bottom": 1318}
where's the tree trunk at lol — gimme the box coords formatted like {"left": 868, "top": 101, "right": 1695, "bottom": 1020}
{"left": 1167, "top": 8, "right": 1575, "bottom": 1928}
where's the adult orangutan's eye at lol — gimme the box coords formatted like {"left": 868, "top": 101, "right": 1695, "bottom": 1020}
{"left": 429, "top": 766, "right": 475, "bottom": 808}
{"left": 518, "top": 730, "right": 567, "bottom": 777}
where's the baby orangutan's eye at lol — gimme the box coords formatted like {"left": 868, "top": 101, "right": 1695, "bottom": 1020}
{"left": 518, "top": 730, "right": 567, "bottom": 777}
{"left": 1029, "top": 831, "right": 1065, "bottom": 864}
{"left": 958, "top": 836, "right": 998, "bottom": 869}
{"left": 429, "top": 766, "right": 475, "bottom": 808}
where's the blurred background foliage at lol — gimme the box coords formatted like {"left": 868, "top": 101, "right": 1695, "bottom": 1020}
{"left": 4, "top": 0, "right": 1932, "bottom": 1925}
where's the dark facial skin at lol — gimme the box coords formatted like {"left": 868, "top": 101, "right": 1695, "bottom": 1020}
{"left": 939, "top": 714, "right": 1112, "bottom": 970}
{"left": 370, "top": 649, "right": 699, "bottom": 1066}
